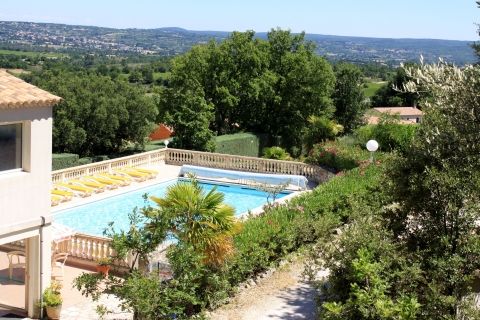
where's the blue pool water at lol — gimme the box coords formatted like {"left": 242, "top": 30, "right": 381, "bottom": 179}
{"left": 54, "top": 179, "right": 291, "bottom": 237}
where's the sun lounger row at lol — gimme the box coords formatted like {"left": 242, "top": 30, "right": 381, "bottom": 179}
{"left": 50, "top": 167, "right": 159, "bottom": 206}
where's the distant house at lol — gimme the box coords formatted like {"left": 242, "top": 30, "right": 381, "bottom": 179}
{"left": 0, "top": 70, "right": 61, "bottom": 317}
{"left": 368, "top": 107, "right": 423, "bottom": 124}
{"left": 149, "top": 123, "right": 173, "bottom": 141}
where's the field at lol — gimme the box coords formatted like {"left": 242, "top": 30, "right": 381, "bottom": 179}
{"left": 363, "top": 81, "right": 386, "bottom": 97}
{"left": 0, "top": 49, "right": 65, "bottom": 58}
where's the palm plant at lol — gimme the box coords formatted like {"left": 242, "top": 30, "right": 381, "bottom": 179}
{"left": 148, "top": 178, "right": 240, "bottom": 267}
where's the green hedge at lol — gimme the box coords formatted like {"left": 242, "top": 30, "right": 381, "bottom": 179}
{"left": 52, "top": 153, "right": 80, "bottom": 171}
{"left": 215, "top": 132, "right": 269, "bottom": 157}
{"left": 354, "top": 123, "right": 417, "bottom": 153}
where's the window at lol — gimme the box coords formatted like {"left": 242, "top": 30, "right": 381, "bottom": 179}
{"left": 0, "top": 123, "right": 22, "bottom": 172}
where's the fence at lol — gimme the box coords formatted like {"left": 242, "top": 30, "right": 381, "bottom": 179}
{"left": 165, "top": 149, "right": 331, "bottom": 183}
{"left": 52, "top": 148, "right": 331, "bottom": 184}
{"left": 51, "top": 149, "right": 167, "bottom": 183}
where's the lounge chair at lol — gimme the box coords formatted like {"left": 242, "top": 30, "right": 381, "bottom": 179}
{"left": 68, "top": 179, "right": 106, "bottom": 192}
{"left": 55, "top": 182, "right": 94, "bottom": 196}
{"left": 115, "top": 168, "right": 151, "bottom": 181}
{"left": 96, "top": 173, "right": 132, "bottom": 185}
{"left": 51, "top": 189, "right": 74, "bottom": 198}
{"left": 83, "top": 176, "right": 119, "bottom": 189}
{"left": 130, "top": 167, "right": 159, "bottom": 175}
{"left": 51, "top": 195, "right": 63, "bottom": 206}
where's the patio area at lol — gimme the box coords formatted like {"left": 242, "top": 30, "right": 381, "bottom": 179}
{"left": 0, "top": 250, "right": 132, "bottom": 319}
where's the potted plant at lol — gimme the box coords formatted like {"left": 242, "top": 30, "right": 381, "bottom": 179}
{"left": 41, "top": 281, "right": 62, "bottom": 319}
{"left": 95, "top": 257, "right": 112, "bottom": 277}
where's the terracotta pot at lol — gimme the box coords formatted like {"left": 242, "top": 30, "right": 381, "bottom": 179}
{"left": 46, "top": 305, "right": 62, "bottom": 319}
{"left": 96, "top": 264, "right": 110, "bottom": 277}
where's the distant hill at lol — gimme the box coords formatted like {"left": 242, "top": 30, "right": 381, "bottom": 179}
{"left": 0, "top": 21, "right": 475, "bottom": 65}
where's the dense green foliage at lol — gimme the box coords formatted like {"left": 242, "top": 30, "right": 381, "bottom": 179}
{"left": 308, "top": 61, "right": 480, "bottom": 320}
{"left": 51, "top": 153, "right": 80, "bottom": 171}
{"left": 26, "top": 70, "right": 158, "bottom": 156}
{"left": 215, "top": 132, "right": 268, "bottom": 157}
{"left": 333, "top": 63, "right": 367, "bottom": 132}
{"left": 306, "top": 139, "right": 372, "bottom": 172}
{"left": 371, "top": 65, "right": 419, "bottom": 107}
{"left": 262, "top": 146, "right": 291, "bottom": 160}
{"left": 302, "top": 116, "right": 343, "bottom": 153}
{"left": 354, "top": 116, "right": 417, "bottom": 153}
{"left": 160, "top": 29, "right": 335, "bottom": 153}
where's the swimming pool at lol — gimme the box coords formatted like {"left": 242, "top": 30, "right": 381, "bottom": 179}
{"left": 54, "top": 179, "right": 291, "bottom": 237}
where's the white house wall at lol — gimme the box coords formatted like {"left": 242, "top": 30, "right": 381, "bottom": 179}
{"left": 0, "top": 106, "right": 52, "bottom": 238}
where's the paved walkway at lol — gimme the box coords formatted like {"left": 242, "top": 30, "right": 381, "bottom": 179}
{"left": 61, "top": 294, "right": 132, "bottom": 320}
{"left": 209, "top": 259, "right": 318, "bottom": 320}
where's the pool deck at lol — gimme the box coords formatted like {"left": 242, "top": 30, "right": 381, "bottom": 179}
{"left": 52, "top": 164, "right": 182, "bottom": 213}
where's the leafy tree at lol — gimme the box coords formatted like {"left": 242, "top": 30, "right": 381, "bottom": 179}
{"left": 161, "top": 29, "right": 335, "bottom": 152}
{"left": 472, "top": 1, "right": 480, "bottom": 60}
{"left": 141, "top": 67, "right": 154, "bottom": 84}
{"left": 371, "top": 65, "right": 419, "bottom": 107}
{"left": 386, "top": 61, "right": 480, "bottom": 318}
{"left": 265, "top": 29, "right": 335, "bottom": 150}
{"left": 332, "top": 63, "right": 367, "bottom": 132}
{"left": 128, "top": 70, "right": 143, "bottom": 83}
{"left": 159, "top": 46, "right": 215, "bottom": 151}
{"left": 27, "top": 70, "right": 157, "bottom": 156}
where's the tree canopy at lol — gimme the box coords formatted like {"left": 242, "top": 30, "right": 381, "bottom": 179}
{"left": 371, "top": 65, "right": 419, "bottom": 107}
{"left": 26, "top": 70, "right": 157, "bottom": 156}
{"left": 160, "top": 29, "right": 335, "bottom": 153}
{"left": 332, "top": 63, "right": 367, "bottom": 132}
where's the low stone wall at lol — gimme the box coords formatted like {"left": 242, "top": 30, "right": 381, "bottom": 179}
{"left": 165, "top": 148, "right": 331, "bottom": 183}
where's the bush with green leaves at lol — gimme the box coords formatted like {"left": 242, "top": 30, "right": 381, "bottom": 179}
{"left": 354, "top": 115, "right": 417, "bottom": 153}
{"left": 307, "top": 61, "right": 480, "bottom": 320}
{"left": 383, "top": 61, "right": 480, "bottom": 318}
{"left": 306, "top": 140, "right": 372, "bottom": 172}
{"left": 303, "top": 115, "right": 343, "bottom": 152}
{"left": 262, "top": 146, "right": 291, "bottom": 160}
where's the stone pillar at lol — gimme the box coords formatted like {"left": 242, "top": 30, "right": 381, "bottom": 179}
{"left": 25, "top": 224, "right": 51, "bottom": 318}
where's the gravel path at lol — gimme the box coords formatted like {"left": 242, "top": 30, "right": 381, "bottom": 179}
{"left": 208, "top": 259, "right": 317, "bottom": 320}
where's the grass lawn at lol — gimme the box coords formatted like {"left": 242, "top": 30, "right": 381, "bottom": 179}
{"left": 0, "top": 49, "right": 65, "bottom": 58}
{"left": 363, "top": 81, "right": 386, "bottom": 98}
{"left": 144, "top": 140, "right": 167, "bottom": 151}
{"left": 5, "top": 68, "right": 30, "bottom": 76}
{"left": 153, "top": 71, "right": 171, "bottom": 81}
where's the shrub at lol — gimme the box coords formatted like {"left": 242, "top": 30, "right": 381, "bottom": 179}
{"left": 354, "top": 119, "right": 417, "bottom": 153}
{"left": 224, "top": 163, "right": 384, "bottom": 290}
{"left": 78, "top": 157, "right": 93, "bottom": 166}
{"left": 52, "top": 153, "right": 79, "bottom": 170}
{"left": 215, "top": 133, "right": 269, "bottom": 157}
{"left": 303, "top": 116, "right": 344, "bottom": 152}
{"left": 262, "top": 146, "right": 291, "bottom": 160}
{"left": 306, "top": 140, "right": 372, "bottom": 172}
